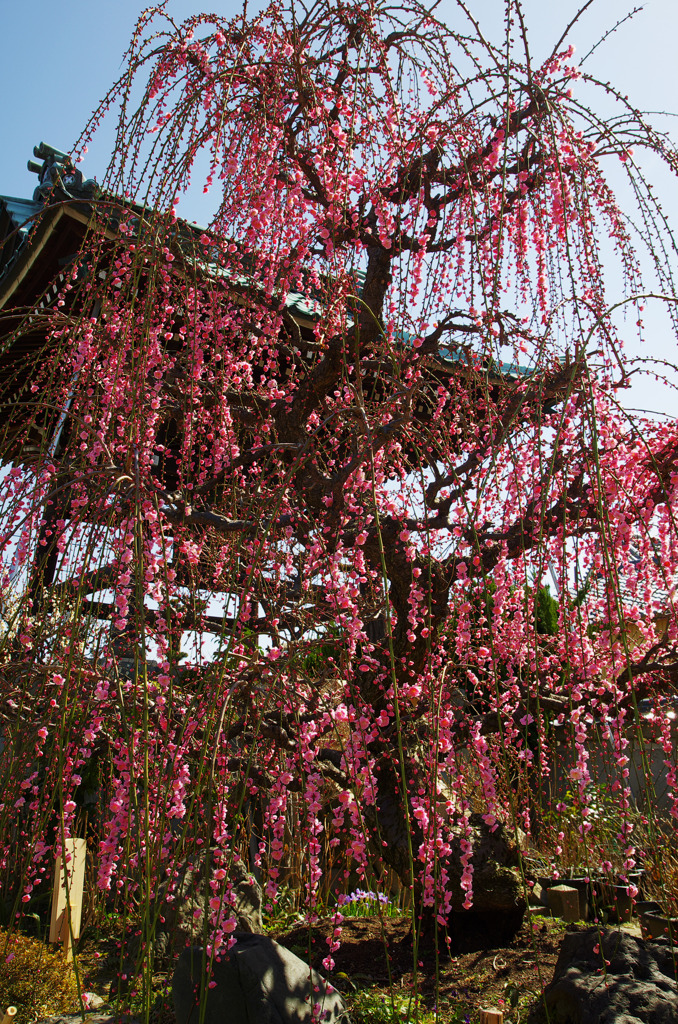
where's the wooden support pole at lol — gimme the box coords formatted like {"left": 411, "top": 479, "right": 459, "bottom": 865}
{"left": 0, "top": 1007, "right": 17, "bottom": 1024}
{"left": 480, "top": 1009, "right": 504, "bottom": 1024}
{"left": 49, "top": 838, "right": 86, "bottom": 961}
{"left": 60, "top": 912, "right": 73, "bottom": 963}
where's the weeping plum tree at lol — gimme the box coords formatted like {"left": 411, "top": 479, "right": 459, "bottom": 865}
{"left": 2, "top": 0, "right": 678, "bottom": 967}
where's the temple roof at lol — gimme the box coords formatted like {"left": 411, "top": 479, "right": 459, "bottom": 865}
{"left": 0, "top": 148, "right": 534, "bottom": 389}
{"left": 0, "top": 195, "right": 42, "bottom": 234}
{"left": 0, "top": 194, "right": 43, "bottom": 283}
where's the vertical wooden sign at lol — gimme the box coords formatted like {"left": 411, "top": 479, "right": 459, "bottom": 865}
{"left": 49, "top": 838, "right": 86, "bottom": 960}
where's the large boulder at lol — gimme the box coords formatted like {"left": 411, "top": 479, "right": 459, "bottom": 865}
{"left": 110, "top": 855, "right": 263, "bottom": 995}
{"left": 444, "top": 814, "right": 526, "bottom": 949}
{"left": 531, "top": 927, "right": 678, "bottom": 1023}
{"left": 446, "top": 813, "right": 525, "bottom": 912}
{"left": 153, "top": 854, "right": 263, "bottom": 960}
{"left": 173, "top": 934, "right": 348, "bottom": 1024}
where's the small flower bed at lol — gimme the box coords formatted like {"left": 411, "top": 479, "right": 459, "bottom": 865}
{"left": 338, "top": 890, "right": 398, "bottom": 918}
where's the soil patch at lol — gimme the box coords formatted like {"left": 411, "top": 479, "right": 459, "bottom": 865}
{"left": 275, "top": 912, "right": 570, "bottom": 1019}
{"left": 67, "top": 911, "right": 580, "bottom": 1022}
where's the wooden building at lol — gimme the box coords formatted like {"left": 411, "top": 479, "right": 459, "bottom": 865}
{"left": 0, "top": 143, "right": 533, "bottom": 639}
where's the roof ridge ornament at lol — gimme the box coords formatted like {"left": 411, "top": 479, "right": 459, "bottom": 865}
{"left": 27, "top": 142, "right": 99, "bottom": 203}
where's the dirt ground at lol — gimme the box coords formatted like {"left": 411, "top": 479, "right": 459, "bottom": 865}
{"left": 274, "top": 911, "right": 571, "bottom": 1021}
{"left": 73, "top": 910, "right": 582, "bottom": 1023}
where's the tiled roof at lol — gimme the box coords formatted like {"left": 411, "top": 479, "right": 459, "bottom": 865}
{"left": 0, "top": 180, "right": 532, "bottom": 380}
{"left": 0, "top": 195, "right": 42, "bottom": 236}
{"left": 586, "top": 539, "right": 676, "bottom": 619}
{"left": 0, "top": 194, "right": 43, "bottom": 281}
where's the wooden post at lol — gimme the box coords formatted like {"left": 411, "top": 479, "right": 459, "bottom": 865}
{"left": 480, "top": 1010, "right": 504, "bottom": 1024}
{"left": 547, "top": 884, "right": 580, "bottom": 923}
{"left": 49, "top": 838, "right": 86, "bottom": 961}
{"left": 0, "top": 1008, "right": 17, "bottom": 1024}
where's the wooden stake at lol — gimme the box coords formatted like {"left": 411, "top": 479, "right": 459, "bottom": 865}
{"left": 49, "top": 838, "right": 86, "bottom": 960}
{"left": 480, "top": 1010, "right": 504, "bottom": 1024}
{"left": 0, "top": 1007, "right": 18, "bottom": 1024}
{"left": 59, "top": 911, "right": 74, "bottom": 963}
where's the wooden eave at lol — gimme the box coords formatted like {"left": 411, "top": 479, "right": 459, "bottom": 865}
{"left": 0, "top": 201, "right": 108, "bottom": 311}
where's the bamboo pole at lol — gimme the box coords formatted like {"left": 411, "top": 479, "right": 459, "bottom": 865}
{"left": 1, "top": 1006, "right": 17, "bottom": 1024}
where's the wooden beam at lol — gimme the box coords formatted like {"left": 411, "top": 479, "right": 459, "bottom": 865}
{"left": 0, "top": 207, "right": 66, "bottom": 310}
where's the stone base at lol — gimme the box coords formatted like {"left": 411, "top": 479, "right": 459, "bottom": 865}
{"left": 547, "top": 885, "right": 580, "bottom": 923}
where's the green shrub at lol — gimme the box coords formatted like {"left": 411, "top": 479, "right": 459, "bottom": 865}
{"left": 0, "top": 929, "right": 80, "bottom": 1024}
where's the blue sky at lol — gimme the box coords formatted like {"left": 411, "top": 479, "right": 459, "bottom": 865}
{"left": 3, "top": 0, "right": 676, "bottom": 199}
{"left": 2, "top": 0, "right": 677, "bottom": 413}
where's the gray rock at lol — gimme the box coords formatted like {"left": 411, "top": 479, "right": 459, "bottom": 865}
{"left": 108, "top": 855, "right": 264, "bottom": 994}
{"left": 82, "top": 992, "right": 105, "bottom": 1009}
{"left": 445, "top": 814, "right": 525, "bottom": 914}
{"left": 40, "top": 1017, "right": 135, "bottom": 1024}
{"left": 173, "top": 934, "right": 348, "bottom": 1024}
{"left": 531, "top": 927, "right": 678, "bottom": 1023}
{"left": 153, "top": 854, "right": 263, "bottom": 961}
{"left": 442, "top": 814, "right": 526, "bottom": 948}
